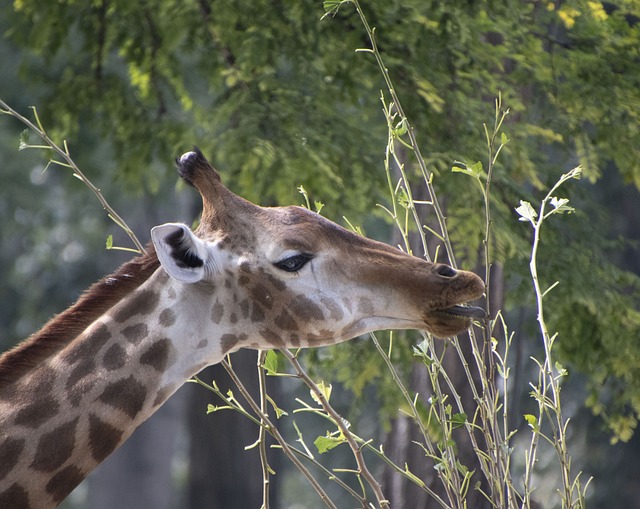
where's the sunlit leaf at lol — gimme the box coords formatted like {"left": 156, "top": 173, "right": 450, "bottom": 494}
{"left": 311, "top": 381, "right": 332, "bottom": 405}
{"left": 515, "top": 200, "right": 538, "bottom": 222}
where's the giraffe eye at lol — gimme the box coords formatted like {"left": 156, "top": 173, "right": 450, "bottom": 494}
{"left": 274, "top": 254, "right": 312, "bottom": 272}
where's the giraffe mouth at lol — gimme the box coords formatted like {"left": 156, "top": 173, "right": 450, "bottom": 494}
{"left": 439, "top": 304, "right": 486, "bottom": 319}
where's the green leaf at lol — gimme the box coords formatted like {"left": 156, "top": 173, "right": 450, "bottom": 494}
{"left": 311, "top": 381, "right": 332, "bottom": 405}
{"left": 524, "top": 414, "right": 538, "bottom": 430}
{"left": 322, "top": 0, "right": 350, "bottom": 16}
{"left": 451, "top": 160, "right": 483, "bottom": 179}
{"left": 105, "top": 234, "right": 114, "bottom": 249}
{"left": 515, "top": 200, "right": 538, "bottom": 223}
{"left": 263, "top": 350, "right": 284, "bottom": 376}
{"left": 314, "top": 432, "right": 346, "bottom": 454}
{"left": 19, "top": 129, "right": 30, "bottom": 150}
{"left": 413, "top": 339, "right": 434, "bottom": 366}
{"left": 555, "top": 361, "right": 568, "bottom": 377}
{"left": 397, "top": 186, "right": 410, "bottom": 209}
{"left": 501, "top": 131, "right": 509, "bottom": 145}
{"left": 549, "top": 196, "right": 575, "bottom": 214}
{"left": 393, "top": 118, "right": 408, "bottom": 137}
{"left": 456, "top": 459, "right": 469, "bottom": 476}
{"left": 451, "top": 412, "right": 468, "bottom": 429}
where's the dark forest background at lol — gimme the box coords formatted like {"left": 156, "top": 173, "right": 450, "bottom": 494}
{"left": 1, "top": 1, "right": 640, "bottom": 507}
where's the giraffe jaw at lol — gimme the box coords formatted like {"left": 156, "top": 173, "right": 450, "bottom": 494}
{"left": 423, "top": 306, "right": 485, "bottom": 338}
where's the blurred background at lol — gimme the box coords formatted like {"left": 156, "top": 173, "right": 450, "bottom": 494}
{"left": 1, "top": 1, "right": 639, "bottom": 507}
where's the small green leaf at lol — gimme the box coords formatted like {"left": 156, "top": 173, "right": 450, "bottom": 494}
{"left": 397, "top": 186, "right": 410, "bottom": 209}
{"left": 524, "top": 414, "right": 538, "bottom": 430}
{"left": 311, "top": 381, "right": 332, "bottom": 405}
{"left": 515, "top": 200, "right": 538, "bottom": 223}
{"left": 565, "top": 166, "right": 583, "bottom": 180}
{"left": 413, "top": 339, "right": 434, "bottom": 366}
{"left": 451, "top": 160, "right": 482, "bottom": 179}
{"left": 314, "top": 200, "right": 324, "bottom": 214}
{"left": 470, "top": 161, "right": 483, "bottom": 175}
{"left": 500, "top": 131, "right": 509, "bottom": 145}
{"left": 263, "top": 350, "right": 284, "bottom": 376}
{"left": 393, "top": 118, "right": 408, "bottom": 137}
{"left": 105, "top": 234, "right": 114, "bottom": 249}
{"left": 451, "top": 412, "right": 468, "bottom": 429}
{"left": 207, "top": 404, "right": 217, "bottom": 414}
{"left": 18, "top": 129, "right": 30, "bottom": 150}
{"left": 456, "top": 459, "right": 469, "bottom": 475}
{"left": 314, "top": 433, "right": 346, "bottom": 454}
{"left": 549, "top": 196, "right": 575, "bottom": 214}
{"left": 555, "top": 361, "right": 568, "bottom": 377}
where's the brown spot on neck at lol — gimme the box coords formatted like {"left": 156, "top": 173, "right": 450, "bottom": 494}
{"left": 102, "top": 343, "right": 127, "bottom": 371}
{"left": 111, "top": 289, "right": 161, "bottom": 323}
{"left": 140, "top": 339, "right": 174, "bottom": 372}
{"left": 0, "top": 483, "right": 30, "bottom": 509}
{"left": 98, "top": 376, "right": 148, "bottom": 419}
{"left": 0, "top": 438, "right": 25, "bottom": 482}
{"left": 0, "top": 247, "right": 160, "bottom": 391}
{"left": 46, "top": 465, "right": 86, "bottom": 503}
{"left": 159, "top": 308, "right": 176, "bottom": 327}
{"left": 122, "top": 323, "right": 149, "bottom": 345}
{"left": 14, "top": 395, "right": 60, "bottom": 429}
{"left": 88, "top": 413, "right": 124, "bottom": 463}
{"left": 31, "top": 417, "right": 79, "bottom": 472}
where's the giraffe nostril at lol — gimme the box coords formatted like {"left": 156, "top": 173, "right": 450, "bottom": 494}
{"left": 435, "top": 264, "right": 457, "bottom": 278}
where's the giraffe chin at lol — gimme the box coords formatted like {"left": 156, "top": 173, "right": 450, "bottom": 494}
{"left": 341, "top": 317, "right": 427, "bottom": 341}
{"left": 423, "top": 309, "right": 482, "bottom": 338}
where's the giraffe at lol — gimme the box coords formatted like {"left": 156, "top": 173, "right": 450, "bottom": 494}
{"left": 0, "top": 149, "right": 485, "bottom": 508}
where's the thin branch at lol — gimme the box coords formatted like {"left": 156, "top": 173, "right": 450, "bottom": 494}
{"left": 256, "top": 351, "right": 271, "bottom": 509}
{"left": 219, "top": 359, "right": 339, "bottom": 509}
{"left": 281, "top": 349, "right": 390, "bottom": 509}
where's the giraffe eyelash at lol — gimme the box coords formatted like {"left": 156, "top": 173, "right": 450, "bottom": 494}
{"left": 273, "top": 253, "right": 313, "bottom": 273}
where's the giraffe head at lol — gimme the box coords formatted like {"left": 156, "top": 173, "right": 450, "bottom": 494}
{"left": 151, "top": 150, "right": 484, "bottom": 356}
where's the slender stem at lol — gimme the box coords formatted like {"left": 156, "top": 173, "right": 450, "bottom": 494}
{"left": 370, "top": 333, "right": 432, "bottom": 452}
{"left": 256, "top": 351, "right": 271, "bottom": 509}
{"left": 218, "top": 359, "right": 339, "bottom": 509}
{"left": 352, "top": 0, "right": 456, "bottom": 267}
{"left": 521, "top": 167, "right": 583, "bottom": 508}
{"left": 281, "top": 349, "right": 390, "bottom": 509}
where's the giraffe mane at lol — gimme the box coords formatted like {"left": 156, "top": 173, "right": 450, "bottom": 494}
{"left": 0, "top": 245, "right": 160, "bottom": 390}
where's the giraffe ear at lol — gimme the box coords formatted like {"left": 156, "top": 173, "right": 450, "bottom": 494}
{"left": 151, "top": 223, "right": 211, "bottom": 283}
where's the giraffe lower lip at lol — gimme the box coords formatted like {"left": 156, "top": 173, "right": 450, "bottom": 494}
{"left": 441, "top": 305, "right": 486, "bottom": 319}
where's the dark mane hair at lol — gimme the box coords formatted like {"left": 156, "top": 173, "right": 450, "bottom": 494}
{"left": 0, "top": 247, "right": 160, "bottom": 389}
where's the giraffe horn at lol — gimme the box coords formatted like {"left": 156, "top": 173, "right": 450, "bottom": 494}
{"left": 175, "top": 148, "right": 236, "bottom": 230}
{"left": 175, "top": 147, "right": 222, "bottom": 194}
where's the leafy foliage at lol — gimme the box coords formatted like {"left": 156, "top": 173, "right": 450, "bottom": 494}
{"left": 3, "top": 0, "right": 640, "bottom": 445}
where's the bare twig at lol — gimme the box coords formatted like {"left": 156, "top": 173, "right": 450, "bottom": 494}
{"left": 281, "top": 349, "right": 390, "bottom": 509}
{"left": 256, "top": 351, "right": 271, "bottom": 509}
{"left": 219, "top": 359, "right": 339, "bottom": 509}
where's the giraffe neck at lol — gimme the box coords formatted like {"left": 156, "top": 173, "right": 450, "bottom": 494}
{"left": 0, "top": 266, "right": 231, "bottom": 509}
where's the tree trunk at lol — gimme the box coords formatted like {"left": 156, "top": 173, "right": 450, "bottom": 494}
{"left": 186, "top": 349, "right": 280, "bottom": 508}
